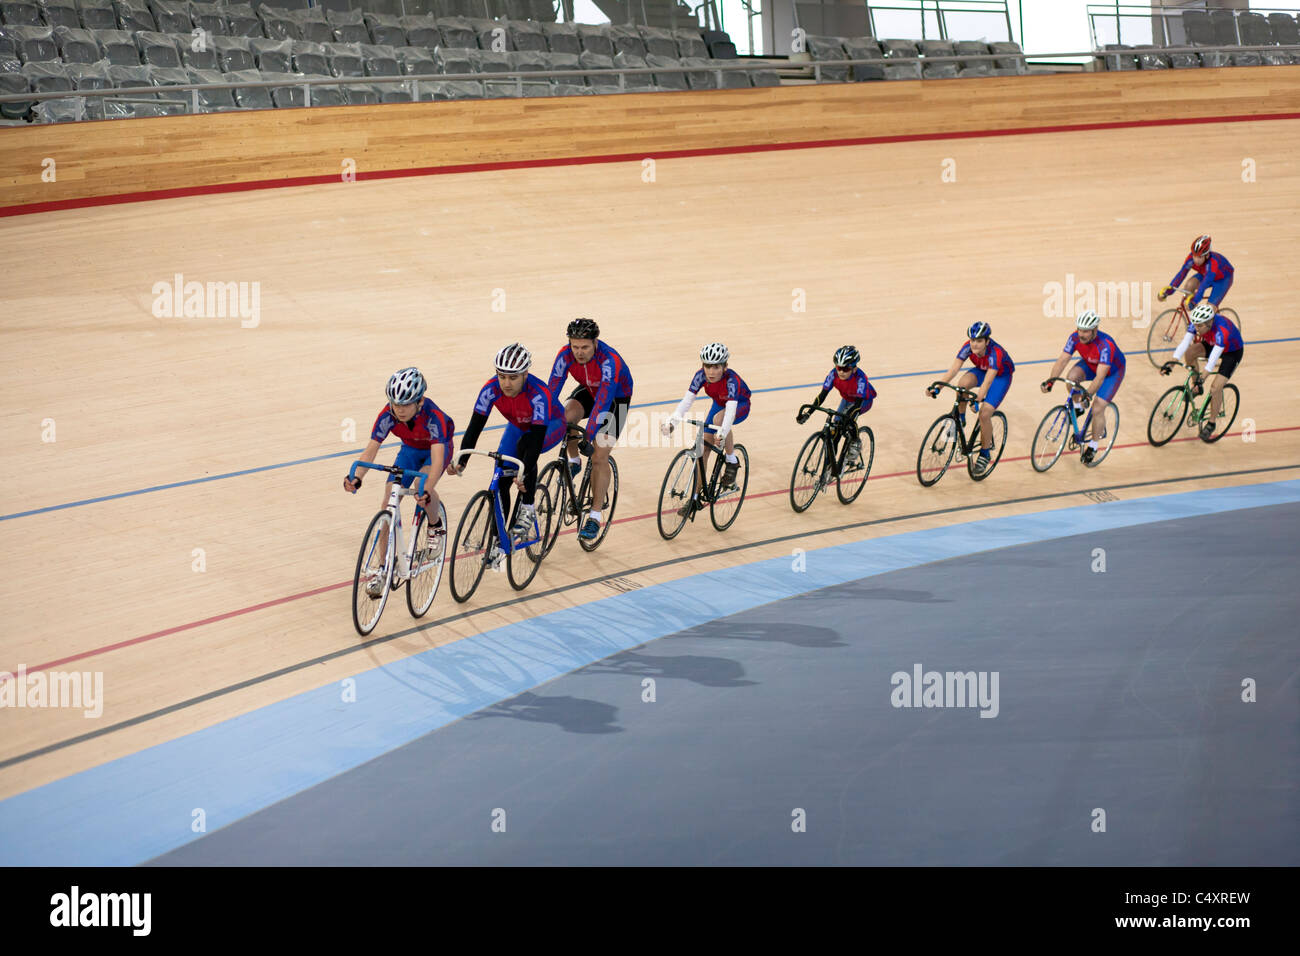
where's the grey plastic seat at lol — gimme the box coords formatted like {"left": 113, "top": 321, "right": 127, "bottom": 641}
{"left": 137, "top": 30, "right": 182, "bottom": 66}
{"left": 953, "top": 40, "right": 991, "bottom": 76}
{"left": 189, "top": 2, "right": 225, "bottom": 37}
{"left": 677, "top": 55, "right": 714, "bottom": 90}
{"left": 212, "top": 35, "right": 254, "bottom": 71}
{"left": 34, "top": 95, "right": 97, "bottom": 120}
{"left": 1261, "top": 51, "right": 1291, "bottom": 66}
{"left": 327, "top": 7, "right": 367, "bottom": 44}
{"left": 466, "top": 46, "right": 508, "bottom": 75}
{"left": 287, "top": 7, "right": 330, "bottom": 44}
{"left": 714, "top": 59, "right": 748, "bottom": 87}
{"left": 340, "top": 81, "right": 376, "bottom": 103}
{"left": 359, "top": 42, "right": 398, "bottom": 76}
{"left": 112, "top": 0, "right": 154, "bottom": 33}
{"left": 539, "top": 20, "right": 577, "bottom": 55}
{"left": 324, "top": 42, "right": 363, "bottom": 76}
{"left": 536, "top": 48, "right": 576, "bottom": 80}
{"left": 613, "top": 50, "right": 653, "bottom": 89}
{"left": 645, "top": 52, "right": 686, "bottom": 90}
{"left": 436, "top": 15, "right": 474, "bottom": 49}
{"left": 290, "top": 40, "right": 326, "bottom": 75}
{"left": 257, "top": 5, "right": 296, "bottom": 41}
{"left": 1169, "top": 50, "right": 1199, "bottom": 69}
{"left": 1267, "top": 13, "right": 1299, "bottom": 47}
{"left": 840, "top": 36, "right": 883, "bottom": 80}
{"left": 0, "top": 69, "right": 31, "bottom": 119}
{"left": 433, "top": 44, "right": 469, "bottom": 75}
{"left": 749, "top": 64, "right": 779, "bottom": 87}
{"left": 466, "top": 18, "right": 507, "bottom": 52}
{"left": 305, "top": 77, "right": 344, "bottom": 106}
{"left": 395, "top": 45, "right": 434, "bottom": 75}
{"left": 508, "top": 19, "right": 545, "bottom": 53}
{"left": 263, "top": 72, "right": 305, "bottom": 108}
{"left": 1103, "top": 44, "right": 1137, "bottom": 71}
{"left": 1208, "top": 9, "right": 1238, "bottom": 46}
{"left": 7, "top": 23, "right": 56, "bottom": 61}
{"left": 364, "top": 12, "right": 404, "bottom": 47}
{"left": 1229, "top": 51, "right": 1260, "bottom": 67}
{"left": 578, "top": 49, "right": 616, "bottom": 87}
{"left": 3, "top": 1, "right": 42, "bottom": 25}
{"left": 1135, "top": 46, "right": 1170, "bottom": 70}
{"left": 805, "top": 36, "right": 849, "bottom": 82}
{"left": 1199, "top": 49, "right": 1230, "bottom": 68}
{"left": 506, "top": 49, "right": 545, "bottom": 73}
{"left": 183, "top": 66, "right": 234, "bottom": 110}
{"left": 1181, "top": 10, "right": 1215, "bottom": 46}
{"left": 398, "top": 15, "right": 438, "bottom": 49}
{"left": 91, "top": 26, "right": 135, "bottom": 62}
{"left": 22, "top": 58, "right": 72, "bottom": 93}
{"left": 674, "top": 29, "right": 706, "bottom": 59}
{"left": 52, "top": 23, "right": 96, "bottom": 61}
{"left": 609, "top": 24, "right": 647, "bottom": 59}
{"left": 39, "top": 0, "right": 82, "bottom": 28}
{"left": 147, "top": 0, "right": 188, "bottom": 33}
{"left": 75, "top": 0, "right": 115, "bottom": 30}
{"left": 145, "top": 62, "right": 187, "bottom": 90}
{"left": 576, "top": 23, "right": 613, "bottom": 58}
{"left": 988, "top": 40, "right": 1026, "bottom": 75}
{"left": 224, "top": 66, "right": 270, "bottom": 107}
{"left": 1237, "top": 13, "right": 1273, "bottom": 47}
{"left": 636, "top": 25, "right": 675, "bottom": 59}
{"left": 226, "top": 3, "right": 262, "bottom": 37}
{"left": 422, "top": 78, "right": 481, "bottom": 99}
{"left": 64, "top": 58, "right": 108, "bottom": 86}
{"left": 250, "top": 36, "right": 292, "bottom": 73}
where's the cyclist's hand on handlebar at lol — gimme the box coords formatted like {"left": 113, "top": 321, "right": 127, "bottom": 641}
{"left": 344, "top": 475, "right": 361, "bottom": 493}
{"left": 1159, "top": 362, "right": 1173, "bottom": 376}
{"left": 418, "top": 490, "right": 432, "bottom": 508}
{"left": 660, "top": 420, "right": 675, "bottom": 437}
{"left": 970, "top": 400, "right": 981, "bottom": 413}
{"left": 1157, "top": 285, "right": 1174, "bottom": 301}
{"left": 577, "top": 438, "right": 594, "bottom": 457}
{"left": 796, "top": 409, "right": 811, "bottom": 425}
{"left": 1041, "top": 380, "right": 1053, "bottom": 393}
{"left": 926, "top": 384, "right": 941, "bottom": 399}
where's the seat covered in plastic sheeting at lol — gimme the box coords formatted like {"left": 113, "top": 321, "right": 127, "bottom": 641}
{"left": 673, "top": 29, "right": 706, "bottom": 59}
{"left": 75, "top": 0, "right": 116, "bottom": 31}
{"left": 340, "top": 81, "right": 376, "bottom": 103}
{"left": 433, "top": 44, "right": 469, "bottom": 75}
{"left": 609, "top": 24, "right": 646, "bottom": 59}
{"left": 613, "top": 50, "right": 653, "bottom": 88}
{"left": 1229, "top": 51, "right": 1261, "bottom": 67}
{"left": 578, "top": 48, "right": 616, "bottom": 87}
{"left": 506, "top": 49, "right": 546, "bottom": 73}
{"left": 0, "top": 68, "right": 30, "bottom": 119}
{"left": 4, "top": 23, "right": 56, "bottom": 61}
{"left": 1261, "top": 51, "right": 1293, "bottom": 66}
{"left": 805, "top": 35, "right": 849, "bottom": 82}
{"left": 549, "top": 80, "right": 588, "bottom": 96}
{"left": 677, "top": 55, "right": 714, "bottom": 89}
{"left": 988, "top": 40, "right": 1026, "bottom": 75}
{"left": 918, "top": 39, "right": 954, "bottom": 58}
{"left": 323, "top": 41, "right": 363, "bottom": 76}
{"left": 289, "top": 39, "right": 326, "bottom": 74}
{"left": 1169, "top": 51, "right": 1199, "bottom": 69}
{"left": 327, "top": 7, "right": 367, "bottom": 44}
{"left": 64, "top": 58, "right": 108, "bottom": 86}
{"left": 250, "top": 36, "right": 292, "bottom": 73}
{"left": 3, "top": 0, "right": 42, "bottom": 25}
{"left": 637, "top": 25, "right": 676, "bottom": 59}
{"left": 1208, "top": 9, "right": 1238, "bottom": 46}
{"left": 536, "top": 48, "right": 577, "bottom": 80}
{"left": 359, "top": 42, "right": 399, "bottom": 75}
{"left": 305, "top": 77, "right": 344, "bottom": 106}
{"left": 147, "top": 0, "right": 189, "bottom": 34}
{"left": 1102, "top": 44, "right": 1137, "bottom": 71}
{"left": 1235, "top": 12, "right": 1271, "bottom": 47}
{"left": 466, "top": 46, "right": 509, "bottom": 75}
{"left": 256, "top": 4, "right": 295, "bottom": 41}
{"left": 105, "top": 61, "right": 149, "bottom": 89}
{"left": 435, "top": 15, "right": 475, "bottom": 50}
{"left": 394, "top": 45, "right": 434, "bottom": 75}
{"left": 540, "top": 20, "right": 578, "bottom": 55}
{"left": 715, "top": 61, "right": 748, "bottom": 88}
{"left": 212, "top": 34, "right": 256, "bottom": 71}
{"left": 507, "top": 18, "right": 545, "bottom": 53}
{"left": 136, "top": 29, "right": 181, "bottom": 66}
{"left": 363, "top": 12, "right": 404, "bottom": 47}
{"left": 224, "top": 66, "right": 271, "bottom": 107}
{"left": 34, "top": 94, "right": 96, "bottom": 121}
{"left": 111, "top": 0, "right": 154, "bottom": 33}
{"left": 1179, "top": 10, "right": 1214, "bottom": 46}
{"left": 467, "top": 18, "right": 510, "bottom": 52}
{"left": 422, "top": 77, "right": 483, "bottom": 99}
{"left": 399, "top": 15, "right": 439, "bottom": 50}
{"left": 375, "top": 82, "right": 409, "bottom": 102}
{"left": 645, "top": 52, "right": 686, "bottom": 90}
{"left": 39, "top": 0, "right": 83, "bottom": 28}
{"left": 1267, "top": 13, "right": 1299, "bottom": 47}
{"left": 92, "top": 27, "right": 135, "bottom": 62}
{"left": 145, "top": 61, "right": 188, "bottom": 95}
{"left": 53, "top": 23, "right": 97, "bottom": 61}
{"left": 749, "top": 64, "right": 779, "bottom": 87}
{"left": 262, "top": 72, "right": 306, "bottom": 108}
{"left": 954, "top": 40, "right": 991, "bottom": 76}
{"left": 576, "top": 23, "right": 612, "bottom": 58}
{"left": 185, "top": 65, "right": 234, "bottom": 108}
{"left": 285, "top": 7, "right": 329, "bottom": 44}
{"left": 188, "top": 2, "right": 225, "bottom": 37}
{"left": 1136, "top": 47, "right": 1171, "bottom": 70}
{"left": 1198, "top": 49, "right": 1230, "bottom": 67}
{"left": 22, "top": 58, "right": 71, "bottom": 92}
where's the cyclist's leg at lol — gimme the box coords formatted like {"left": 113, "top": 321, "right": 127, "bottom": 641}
{"left": 979, "top": 372, "right": 1011, "bottom": 451}
{"left": 496, "top": 423, "right": 525, "bottom": 525}
{"left": 565, "top": 386, "right": 593, "bottom": 466}
{"left": 956, "top": 370, "right": 978, "bottom": 421}
{"left": 587, "top": 396, "right": 628, "bottom": 520}
{"left": 1207, "top": 275, "right": 1232, "bottom": 309}
{"left": 1090, "top": 368, "right": 1123, "bottom": 442}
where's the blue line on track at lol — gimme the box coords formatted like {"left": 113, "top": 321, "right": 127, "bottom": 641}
{"left": 5, "top": 335, "right": 1296, "bottom": 522}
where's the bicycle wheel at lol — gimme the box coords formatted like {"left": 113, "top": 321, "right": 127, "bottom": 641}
{"left": 836, "top": 425, "right": 874, "bottom": 505}
{"left": 1201, "top": 384, "right": 1239, "bottom": 443}
{"left": 1084, "top": 404, "right": 1120, "bottom": 466}
{"left": 450, "top": 490, "right": 494, "bottom": 603}
{"left": 352, "top": 510, "right": 394, "bottom": 637}
{"left": 657, "top": 449, "right": 698, "bottom": 540}
{"left": 966, "top": 411, "right": 1008, "bottom": 481}
{"left": 1146, "top": 307, "right": 1184, "bottom": 369}
{"left": 406, "top": 501, "right": 447, "bottom": 619}
{"left": 710, "top": 444, "right": 749, "bottom": 531}
{"left": 1147, "top": 386, "right": 1188, "bottom": 447}
{"left": 578, "top": 455, "right": 618, "bottom": 552}
{"left": 507, "top": 485, "right": 552, "bottom": 591}
{"left": 789, "top": 431, "right": 829, "bottom": 513}
{"left": 536, "top": 460, "right": 567, "bottom": 556}
{"left": 1030, "top": 406, "right": 1070, "bottom": 473}
{"left": 916, "top": 414, "right": 959, "bottom": 487}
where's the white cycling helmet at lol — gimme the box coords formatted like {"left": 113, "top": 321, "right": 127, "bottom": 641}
{"left": 386, "top": 367, "right": 426, "bottom": 406}
{"left": 700, "top": 342, "right": 729, "bottom": 364}
{"left": 494, "top": 343, "right": 532, "bottom": 374}
{"left": 1075, "top": 310, "right": 1101, "bottom": 331}
{"left": 1190, "top": 302, "right": 1215, "bottom": 324}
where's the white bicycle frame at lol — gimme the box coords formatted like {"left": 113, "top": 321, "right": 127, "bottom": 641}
{"left": 377, "top": 480, "right": 436, "bottom": 584}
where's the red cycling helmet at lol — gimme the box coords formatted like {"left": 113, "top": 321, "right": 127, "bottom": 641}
{"left": 1191, "top": 235, "right": 1212, "bottom": 256}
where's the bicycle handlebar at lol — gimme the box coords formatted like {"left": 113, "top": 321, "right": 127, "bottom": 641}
{"left": 927, "top": 381, "right": 978, "bottom": 401}
{"left": 349, "top": 460, "right": 428, "bottom": 494}
{"left": 1039, "top": 376, "right": 1089, "bottom": 395}
{"left": 797, "top": 403, "right": 846, "bottom": 419}
{"left": 457, "top": 448, "right": 525, "bottom": 474}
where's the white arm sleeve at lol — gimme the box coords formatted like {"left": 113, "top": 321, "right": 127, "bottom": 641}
{"left": 1171, "top": 331, "right": 1195, "bottom": 361}
{"left": 668, "top": 389, "right": 696, "bottom": 424}
{"left": 1205, "top": 343, "right": 1225, "bottom": 373}
{"left": 713, "top": 400, "right": 738, "bottom": 442}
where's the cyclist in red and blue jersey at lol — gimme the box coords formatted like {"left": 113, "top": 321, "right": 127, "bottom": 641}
{"left": 547, "top": 317, "right": 634, "bottom": 541}
{"left": 344, "top": 367, "right": 455, "bottom": 597}
{"left": 1042, "top": 310, "right": 1125, "bottom": 464}
{"left": 1164, "top": 301, "right": 1246, "bottom": 440}
{"left": 797, "top": 345, "right": 875, "bottom": 469}
{"left": 453, "top": 343, "right": 566, "bottom": 545}
{"left": 1157, "top": 234, "right": 1234, "bottom": 312}
{"left": 661, "top": 342, "right": 750, "bottom": 512}
{"left": 926, "top": 322, "right": 1014, "bottom": 476}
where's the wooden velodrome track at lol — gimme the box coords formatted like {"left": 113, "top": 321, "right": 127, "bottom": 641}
{"left": 1, "top": 73, "right": 1298, "bottom": 809}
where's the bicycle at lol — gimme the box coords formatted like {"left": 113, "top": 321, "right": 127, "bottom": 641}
{"left": 1145, "top": 290, "right": 1241, "bottom": 370}
{"left": 656, "top": 418, "right": 750, "bottom": 540}
{"left": 1030, "top": 376, "right": 1121, "bottom": 471}
{"left": 915, "top": 382, "right": 1008, "bottom": 487}
{"left": 1147, "top": 361, "right": 1240, "bottom": 446}
{"left": 789, "top": 404, "right": 875, "bottom": 512}
{"left": 448, "top": 449, "right": 554, "bottom": 602}
{"left": 347, "top": 461, "right": 447, "bottom": 638}
{"left": 536, "top": 423, "right": 620, "bottom": 554}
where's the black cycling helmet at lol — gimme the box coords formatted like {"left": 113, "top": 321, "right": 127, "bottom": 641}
{"left": 833, "top": 345, "right": 860, "bottom": 369}
{"left": 566, "top": 317, "right": 600, "bottom": 340}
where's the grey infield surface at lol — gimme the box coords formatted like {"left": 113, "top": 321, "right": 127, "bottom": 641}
{"left": 151, "top": 502, "right": 1300, "bottom": 865}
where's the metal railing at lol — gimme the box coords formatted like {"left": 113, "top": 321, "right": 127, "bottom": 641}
{"left": 862, "top": 0, "right": 1013, "bottom": 42}
{"left": 1086, "top": 3, "right": 1300, "bottom": 50}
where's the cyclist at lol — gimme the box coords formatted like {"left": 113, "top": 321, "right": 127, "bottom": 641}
{"left": 796, "top": 345, "right": 876, "bottom": 469}
{"left": 925, "top": 322, "right": 1014, "bottom": 477}
{"left": 1041, "top": 310, "right": 1126, "bottom": 465}
{"left": 660, "top": 342, "right": 751, "bottom": 515}
{"left": 1163, "top": 301, "right": 1245, "bottom": 440}
{"left": 344, "top": 367, "right": 455, "bottom": 598}
{"left": 1157, "top": 234, "right": 1234, "bottom": 312}
{"left": 546, "top": 317, "right": 634, "bottom": 541}
{"left": 453, "top": 344, "right": 566, "bottom": 548}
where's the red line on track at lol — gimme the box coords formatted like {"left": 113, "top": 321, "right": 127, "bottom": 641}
{"left": 3, "top": 110, "right": 1298, "bottom": 218}
{"left": 3, "top": 425, "right": 1297, "bottom": 681}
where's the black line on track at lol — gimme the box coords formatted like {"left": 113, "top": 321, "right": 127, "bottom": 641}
{"left": 4, "top": 461, "right": 1297, "bottom": 772}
